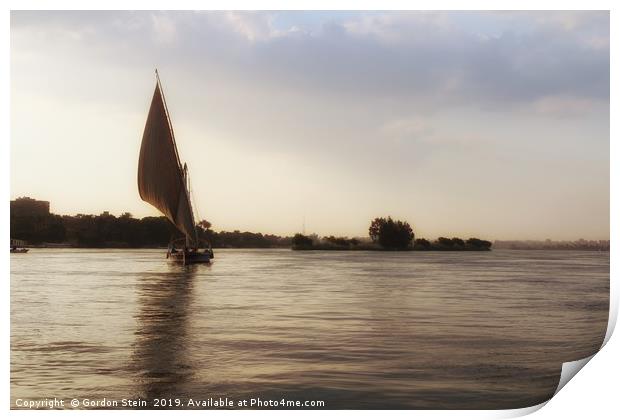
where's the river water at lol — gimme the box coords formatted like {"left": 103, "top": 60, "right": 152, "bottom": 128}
{"left": 10, "top": 249, "right": 609, "bottom": 409}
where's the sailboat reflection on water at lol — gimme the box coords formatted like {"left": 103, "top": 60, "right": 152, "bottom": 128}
{"left": 138, "top": 70, "right": 213, "bottom": 264}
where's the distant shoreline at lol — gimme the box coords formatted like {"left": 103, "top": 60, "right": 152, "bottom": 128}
{"left": 292, "top": 244, "right": 492, "bottom": 251}
{"left": 18, "top": 244, "right": 608, "bottom": 252}
{"left": 11, "top": 198, "right": 609, "bottom": 252}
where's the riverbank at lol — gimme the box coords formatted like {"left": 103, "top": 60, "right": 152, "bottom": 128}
{"left": 292, "top": 244, "right": 492, "bottom": 251}
{"left": 17, "top": 240, "right": 609, "bottom": 252}
{"left": 24, "top": 243, "right": 290, "bottom": 250}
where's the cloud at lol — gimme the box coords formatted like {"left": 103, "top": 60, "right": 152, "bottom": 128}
{"left": 342, "top": 11, "right": 454, "bottom": 43}
{"left": 10, "top": 10, "right": 609, "bottom": 166}
{"left": 533, "top": 95, "right": 596, "bottom": 118}
{"left": 150, "top": 13, "right": 177, "bottom": 45}
{"left": 223, "top": 11, "right": 279, "bottom": 42}
{"left": 11, "top": 11, "right": 609, "bottom": 110}
{"left": 381, "top": 117, "right": 433, "bottom": 143}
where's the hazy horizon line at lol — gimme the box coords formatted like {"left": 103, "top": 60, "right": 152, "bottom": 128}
{"left": 9, "top": 195, "right": 610, "bottom": 243}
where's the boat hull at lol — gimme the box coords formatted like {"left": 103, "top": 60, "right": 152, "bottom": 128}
{"left": 167, "top": 249, "right": 212, "bottom": 265}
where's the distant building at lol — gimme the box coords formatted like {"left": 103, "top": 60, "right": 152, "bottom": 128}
{"left": 10, "top": 197, "right": 50, "bottom": 218}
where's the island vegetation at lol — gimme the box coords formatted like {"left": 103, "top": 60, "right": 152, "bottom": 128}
{"left": 292, "top": 216, "right": 492, "bottom": 251}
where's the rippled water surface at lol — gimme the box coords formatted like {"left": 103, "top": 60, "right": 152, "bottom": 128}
{"left": 11, "top": 249, "right": 609, "bottom": 409}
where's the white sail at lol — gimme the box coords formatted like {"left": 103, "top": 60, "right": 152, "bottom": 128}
{"left": 137, "top": 76, "right": 198, "bottom": 245}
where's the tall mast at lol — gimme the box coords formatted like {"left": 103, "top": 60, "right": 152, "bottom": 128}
{"left": 155, "top": 69, "right": 183, "bottom": 172}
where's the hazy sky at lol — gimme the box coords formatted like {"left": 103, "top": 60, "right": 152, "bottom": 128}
{"left": 10, "top": 11, "right": 609, "bottom": 239}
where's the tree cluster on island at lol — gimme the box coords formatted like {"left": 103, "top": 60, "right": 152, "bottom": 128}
{"left": 292, "top": 217, "right": 492, "bottom": 251}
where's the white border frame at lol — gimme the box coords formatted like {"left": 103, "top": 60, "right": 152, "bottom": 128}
{"left": 2, "top": 2, "right": 616, "bottom": 419}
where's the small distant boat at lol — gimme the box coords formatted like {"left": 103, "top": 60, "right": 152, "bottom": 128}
{"left": 138, "top": 70, "right": 213, "bottom": 265}
{"left": 10, "top": 239, "right": 29, "bottom": 253}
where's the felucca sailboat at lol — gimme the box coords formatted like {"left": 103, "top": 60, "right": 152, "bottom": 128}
{"left": 138, "top": 70, "right": 213, "bottom": 264}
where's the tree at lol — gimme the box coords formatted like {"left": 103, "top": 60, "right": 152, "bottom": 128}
{"left": 414, "top": 238, "right": 431, "bottom": 250}
{"left": 436, "top": 237, "right": 454, "bottom": 250}
{"left": 466, "top": 238, "right": 492, "bottom": 250}
{"left": 369, "top": 217, "right": 386, "bottom": 243}
{"left": 292, "top": 233, "right": 313, "bottom": 249}
{"left": 368, "top": 217, "right": 414, "bottom": 249}
{"left": 198, "top": 220, "right": 212, "bottom": 230}
{"left": 324, "top": 236, "right": 350, "bottom": 247}
{"left": 452, "top": 237, "right": 465, "bottom": 249}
